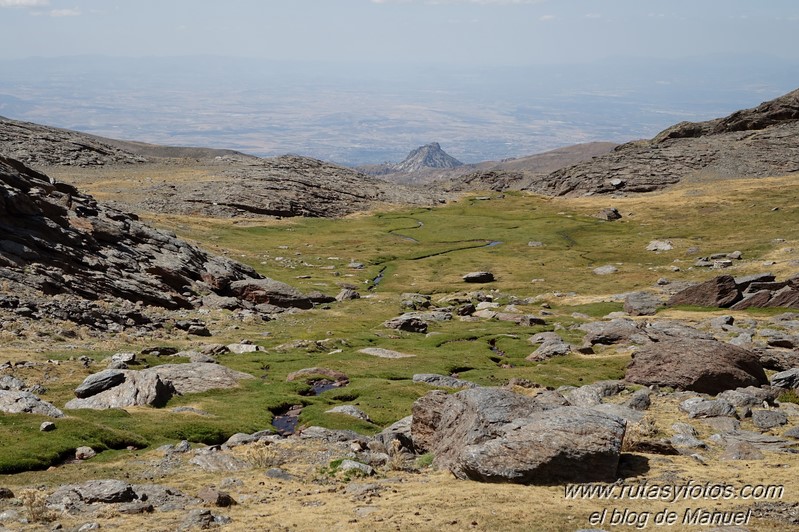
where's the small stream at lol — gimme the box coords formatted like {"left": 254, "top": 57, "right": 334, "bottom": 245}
{"left": 271, "top": 380, "right": 347, "bottom": 435}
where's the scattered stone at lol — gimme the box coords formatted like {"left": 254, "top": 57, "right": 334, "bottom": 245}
{"left": 462, "top": 272, "right": 495, "bottom": 283}
{"left": 721, "top": 441, "right": 764, "bottom": 460}
{"left": 526, "top": 338, "right": 571, "bottom": 361}
{"left": 75, "top": 447, "right": 97, "bottom": 460}
{"left": 226, "top": 343, "right": 263, "bottom": 354}
{"left": 580, "top": 318, "right": 642, "bottom": 346}
{"left": 0, "top": 488, "right": 14, "bottom": 499}
{"left": 623, "top": 291, "right": 661, "bottom": 316}
{"left": 197, "top": 487, "right": 236, "bottom": 507}
{"left": 625, "top": 389, "right": 652, "bottom": 411}
{"left": 646, "top": 240, "right": 673, "bottom": 252}
{"left": 326, "top": 405, "right": 372, "bottom": 423}
{"left": 338, "top": 460, "right": 375, "bottom": 476}
{"left": 596, "top": 207, "right": 622, "bottom": 221}
{"left": 189, "top": 451, "right": 248, "bottom": 472}
{"left": 335, "top": 288, "right": 360, "bottom": 302}
{"left": 593, "top": 265, "right": 618, "bottom": 275}
{"left": 679, "top": 398, "right": 737, "bottom": 419}
{"left": 412, "top": 374, "right": 479, "bottom": 389}
{"left": 383, "top": 315, "right": 428, "bottom": 333}
{"left": 286, "top": 367, "right": 349, "bottom": 384}
{"left": 40, "top": 421, "right": 56, "bottom": 432}
{"left": 358, "top": 348, "right": 415, "bottom": 359}
{"left": 0, "top": 375, "right": 25, "bottom": 391}
{"left": 752, "top": 409, "right": 788, "bottom": 430}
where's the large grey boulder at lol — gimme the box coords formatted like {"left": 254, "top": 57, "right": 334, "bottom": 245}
{"left": 66, "top": 363, "right": 253, "bottom": 410}
{"left": 74, "top": 369, "right": 126, "bottom": 398}
{"left": 580, "top": 318, "right": 643, "bottom": 346}
{"left": 0, "top": 390, "right": 64, "bottom": 417}
{"left": 679, "top": 398, "right": 737, "bottom": 419}
{"left": 623, "top": 292, "right": 662, "bottom": 316}
{"left": 412, "top": 388, "right": 626, "bottom": 484}
{"left": 66, "top": 371, "right": 174, "bottom": 410}
{"left": 47, "top": 480, "right": 137, "bottom": 508}
{"left": 412, "top": 374, "right": 479, "bottom": 389}
{"left": 626, "top": 338, "right": 767, "bottom": 394}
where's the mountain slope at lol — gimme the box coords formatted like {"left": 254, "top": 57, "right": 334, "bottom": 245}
{"left": 0, "top": 116, "right": 442, "bottom": 218}
{"left": 522, "top": 88, "right": 799, "bottom": 196}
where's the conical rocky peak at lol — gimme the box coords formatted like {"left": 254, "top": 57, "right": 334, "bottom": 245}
{"left": 392, "top": 142, "right": 463, "bottom": 174}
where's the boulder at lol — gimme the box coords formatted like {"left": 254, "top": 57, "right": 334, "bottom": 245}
{"left": 326, "top": 405, "right": 372, "bottom": 423}
{"left": 74, "top": 369, "right": 126, "bottom": 398}
{"left": 383, "top": 315, "right": 428, "bottom": 333}
{"left": 0, "top": 390, "right": 64, "bottom": 417}
{"left": 66, "top": 371, "right": 174, "bottom": 410}
{"left": 286, "top": 367, "right": 349, "bottom": 384}
{"left": 228, "top": 278, "right": 313, "bottom": 309}
{"left": 47, "top": 480, "right": 137, "bottom": 507}
{"left": 411, "top": 388, "right": 626, "bottom": 484}
{"left": 146, "top": 363, "right": 254, "bottom": 394}
{"left": 770, "top": 368, "right": 799, "bottom": 389}
{"left": 596, "top": 207, "right": 622, "bottom": 221}
{"left": 751, "top": 410, "right": 788, "bottom": 430}
{"left": 358, "top": 347, "right": 416, "bottom": 359}
{"left": 667, "top": 275, "right": 741, "bottom": 308}
{"left": 646, "top": 240, "right": 673, "bottom": 251}
{"left": 679, "top": 398, "right": 737, "bottom": 419}
{"left": 580, "top": 318, "right": 642, "bottom": 346}
{"left": 526, "top": 338, "right": 571, "bottom": 361}
{"left": 463, "top": 272, "right": 495, "bottom": 283}
{"left": 335, "top": 288, "right": 360, "bottom": 302}
{"left": 412, "top": 374, "right": 479, "bottom": 389}
{"left": 625, "top": 338, "right": 767, "bottom": 394}
{"left": 623, "top": 292, "right": 661, "bottom": 316}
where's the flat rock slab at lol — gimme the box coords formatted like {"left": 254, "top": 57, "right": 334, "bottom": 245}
{"left": 326, "top": 405, "right": 372, "bottom": 423}
{"left": 358, "top": 348, "right": 416, "bottom": 359}
{"left": 463, "top": 272, "right": 495, "bottom": 283}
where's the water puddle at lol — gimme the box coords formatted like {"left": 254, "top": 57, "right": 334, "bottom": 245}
{"left": 369, "top": 267, "right": 387, "bottom": 291}
{"left": 272, "top": 404, "right": 303, "bottom": 436}
{"left": 488, "top": 338, "right": 506, "bottom": 357}
{"left": 298, "top": 379, "right": 342, "bottom": 396}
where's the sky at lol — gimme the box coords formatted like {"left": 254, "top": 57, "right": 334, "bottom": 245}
{"left": 1, "top": 0, "right": 799, "bottom": 65}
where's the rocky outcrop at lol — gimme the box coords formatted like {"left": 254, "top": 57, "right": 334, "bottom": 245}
{"left": 625, "top": 338, "right": 768, "bottom": 394}
{"left": 0, "top": 156, "right": 329, "bottom": 328}
{"left": 412, "top": 388, "right": 626, "bottom": 484}
{"left": 520, "top": 88, "right": 799, "bottom": 197}
{"left": 65, "top": 363, "right": 254, "bottom": 410}
{"left": 667, "top": 274, "right": 799, "bottom": 310}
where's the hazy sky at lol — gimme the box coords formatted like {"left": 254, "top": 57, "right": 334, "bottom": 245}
{"left": 2, "top": 0, "right": 798, "bottom": 64}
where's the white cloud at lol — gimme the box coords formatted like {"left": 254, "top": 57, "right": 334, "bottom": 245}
{"left": 0, "top": 0, "right": 49, "bottom": 6}
{"left": 539, "top": 14, "right": 555, "bottom": 21}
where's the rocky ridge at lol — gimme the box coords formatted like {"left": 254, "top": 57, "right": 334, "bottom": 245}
{"left": 0, "top": 156, "right": 320, "bottom": 329}
{"left": 519, "top": 88, "right": 799, "bottom": 196}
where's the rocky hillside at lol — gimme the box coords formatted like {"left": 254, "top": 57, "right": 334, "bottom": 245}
{"left": 359, "top": 142, "right": 465, "bottom": 184}
{"left": 0, "top": 116, "right": 442, "bottom": 218}
{"left": 135, "top": 154, "right": 443, "bottom": 218}
{"left": 521, "top": 88, "right": 799, "bottom": 196}
{"left": 0, "top": 156, "right": 323, "bottom": 329}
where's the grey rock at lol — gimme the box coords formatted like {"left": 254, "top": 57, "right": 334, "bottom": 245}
{"left": 463, "top": 271, "right": 495, "bottom": 283}
{"left": 371, "top": 415, "right": 414, "bottom": 453}
{"left": 75, "top": 446, "right": 97, "bottom": 460}
{"left": 412, "top": 388, "right": 625, "bottom": 484}
{"left": 147, "top": 362, "right": 254, "bottom": 395}
{"left": 592, "top": 403, "right": 645, "bottom": 423}
{"left": 358, "top": 347, "right": 415, "bottom": 359}
{"left": 226, "top": 343, "right": 263, "bottom": 354}
{"left": 0, "top": 375, "right": 26, "bottom": 391}
{"left": 580, "top": 318, "right": 642, "bottom": 346}
{"left": 562, "top": 386, "right": 603, "bottom": 407}
{"left": 229, "top": 277, "right": 313, "bottom": 310}
{"left": 526, "top": 338, "right": 571, "bottom": 361}
{"left": 335, "top": 288, "right": 360, "bottom": 302}
{"left": 784, "top": 426, "right": 799, "bottom": 439}
{"left": 700, "top": 416, "right": 741, "bottom": 433}
{"left": 298, "top": 426, "right": 364, "bottom": 443}
{"left": 771, "top": 368, "right": 799, "bottom": 389}
{"left": 265, "top": 468, "right": 293, "bottom": 481}
{"left": 709, "top": 430, "right": 793, "bottom": 452}
{"left": 751, "top": 409, "right": 788, "bottom": 430}
{"left": 74, "top": 369, "right": 126, "bottom": 398}
{"left": 47, "top": 480, "right": 136, "bottom": 507}
{"left": 383, "top": 315, "right": 428, "bottom": 333}
{"left": 412, "top": 374, "right": 478, "bottom": 389}
{"left": 667, "top": 275, "right": 741, "bottom": 308}
{"left": 66, "top": 371, "right": 174, "bottom": 410}
{"left": 0, "top": 390, "right": 64, "bottom": 417}
{"left": 338, "top": 460, "right": 375, "bottom": 476}
{"left": 40, "top": 421, "right": 56, "bottom": 432}
{"left": 625, "top": 389, "right": 652, "bottom": 411}
{"left": 196, "top": 487, "right": 236, "bottom": 507}
{"left": 679, "top": 398, "right": 737, "bottom": 419}
{"left": 646, "top": 240, "right": 673, "bottom": 251}
{"left": 593, "top": 265, "right": 618, "bottom": 275}
{"left": 223, "top": 433, "right": 258, "bottom": 448}
{"left": 670, "top": 434, "right": 707, "bottom": 449}
{"left": 671, "top": 422, "right": 698, "bottom": 436}
{"left": 189, "top": 451, "right": 248, "bottom": 472}
{"left": 623, "top": 292, "right": 661, "bottom": 316}
{"left": 721, "top": 441, "right": 764, "bottom": 460}
{"left": 326, "top": 405, "right": 372, "bottom": 423}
